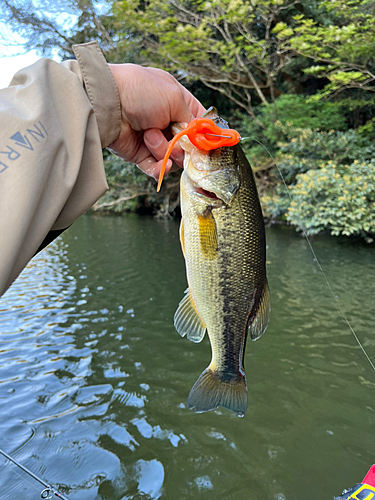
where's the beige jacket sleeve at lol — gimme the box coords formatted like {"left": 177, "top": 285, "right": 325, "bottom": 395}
{"left": 0, "top": 41, "right": 121, "bottom": 296}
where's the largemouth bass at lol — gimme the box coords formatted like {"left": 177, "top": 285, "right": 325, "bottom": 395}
{"left": 174, "top": 107, "right": 270, "bottom": 417}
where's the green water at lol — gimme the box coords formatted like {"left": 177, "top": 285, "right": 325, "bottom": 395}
{"left": 0, "top": 214, "right": 374, "bottom": 500}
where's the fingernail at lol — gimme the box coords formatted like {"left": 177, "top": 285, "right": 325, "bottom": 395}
{"left": 145, "top": 129, "right": 162, "bottom": 148}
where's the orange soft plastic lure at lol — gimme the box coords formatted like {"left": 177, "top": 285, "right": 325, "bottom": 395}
{"left": 156, "top": 118, "right": 241, "bottom": 192}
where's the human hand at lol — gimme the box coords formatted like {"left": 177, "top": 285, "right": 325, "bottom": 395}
{"left": 108, "top": 63, "right": 206, "bottom": 181}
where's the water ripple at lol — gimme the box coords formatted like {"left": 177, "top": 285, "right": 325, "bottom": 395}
{"left": 0, "top": 217, "right": 373, "bottom": 500}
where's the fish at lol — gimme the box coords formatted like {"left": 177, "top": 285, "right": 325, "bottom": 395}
{"left": 173, "top": 107, "right": 270, "bottom": 417}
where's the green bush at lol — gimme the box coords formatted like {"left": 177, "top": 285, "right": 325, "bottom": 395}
{"left": 239, "top": 94, "right": 348, "bottom": 168}
{"left": 259, "top": 94, "right": 347, "bottom": 137}
{"left": 278, "top": 125, "right": 375, "bottom": 163}
{"left": 259, "top": 125, "right": 375, "bottom": 242}
{"left": 276, "top": 126, "right": 375, "bottom": 183}
{"left": 287, "top": 161, "right": 375, "bottom": 242}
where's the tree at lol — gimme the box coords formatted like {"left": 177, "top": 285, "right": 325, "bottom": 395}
{"left": 112, "top": 0, "right": 301, "bottom": 125}
{"left": 0, "top": 0, "right": 115, "bottom": 58}
{"left": 3, "top": 0, "right": 374, "bottom": 115}
{"left": 280, "top": 0, "right": 375, "bottom": 99}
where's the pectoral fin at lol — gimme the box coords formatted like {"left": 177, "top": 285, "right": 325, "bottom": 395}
{"left": 174, "top": 288, "right": 206, "bottom": 343}
{"left": 248, "top": 280, "right": 271, "bottom": 341}
{"left": 198, "top": 212, "right": 218, "bottom": 260}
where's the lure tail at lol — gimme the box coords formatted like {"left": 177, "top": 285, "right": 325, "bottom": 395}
{"left": 156, "top": 118, "right": 241, "bottom": 192}
{"left": 187, "top": 367, "right": 248, "bottom": 417}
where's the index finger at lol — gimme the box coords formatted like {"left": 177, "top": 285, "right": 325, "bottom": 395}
{"left": 180, "top": 84, "right": 206, "bottom": 119}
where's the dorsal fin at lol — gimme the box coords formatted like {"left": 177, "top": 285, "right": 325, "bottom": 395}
{"left": 202, "top": 106, "right": 230, "bottom": 129}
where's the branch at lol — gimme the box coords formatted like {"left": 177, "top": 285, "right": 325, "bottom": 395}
{"left": 93, "top": 191, "right": 152, "bottom": 210}
{"left": 201, "top": 78, "right": 266, "bottom": 128}
{"left": 211, "top": 15, "right": 270, "bottom": 104}
{"left": 326, "top": 81, "right": 375, "bottom": 100}
{"left": 90, "top": 12, "right": 115, "bottom": 49}
{"left": 2, "top": 0, "right": 74, "bottom": 48}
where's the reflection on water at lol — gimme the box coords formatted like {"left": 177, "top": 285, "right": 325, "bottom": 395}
{"left": 0, "top": 214, "right": 374, "bottom": 499}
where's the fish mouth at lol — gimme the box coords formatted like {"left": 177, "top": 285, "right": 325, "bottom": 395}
{"left": 193, "top": 186, "right": 220, "bottom": 201}
{"left": 184, "top": 158, "right": 235, "bottom": 205}
{"left": 190, "top": 182, "right": 225, "bottom": 206}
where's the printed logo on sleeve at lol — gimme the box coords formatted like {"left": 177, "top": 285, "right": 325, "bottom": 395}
{"left": 0, "top": 121, "right": 48, "bottom": 173}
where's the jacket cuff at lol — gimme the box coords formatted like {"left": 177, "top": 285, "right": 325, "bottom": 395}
{"left": 72, "top": 41, "right": 121, "bottom": 148}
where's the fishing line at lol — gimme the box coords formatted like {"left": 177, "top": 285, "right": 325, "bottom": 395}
{"left": 5, "top": 459, "right": 44, "bottom": 496}
{"left": 0, "top": 448, "right": 70, "bottom": 499}
{"left": 252, "top": 138, "right": 375, "bottom": 372}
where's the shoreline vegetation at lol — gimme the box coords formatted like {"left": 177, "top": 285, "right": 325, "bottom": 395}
{"left": 2, "top": 0, "right": 374, "bottom": 241}
{"left": 94, "top": 94, "right": 375, "bottom": 243}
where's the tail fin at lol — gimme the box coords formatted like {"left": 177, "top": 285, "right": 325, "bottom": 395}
{"left": 187, "top": 368, "right": 248, "bottom": 417}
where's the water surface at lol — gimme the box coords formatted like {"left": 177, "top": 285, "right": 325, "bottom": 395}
{"left": 0, "top": 214, "right": 374, "bottom": 499}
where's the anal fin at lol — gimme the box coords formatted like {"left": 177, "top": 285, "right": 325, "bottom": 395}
{"left": 174, "top": 288, "right": 206, "bottom": 343}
